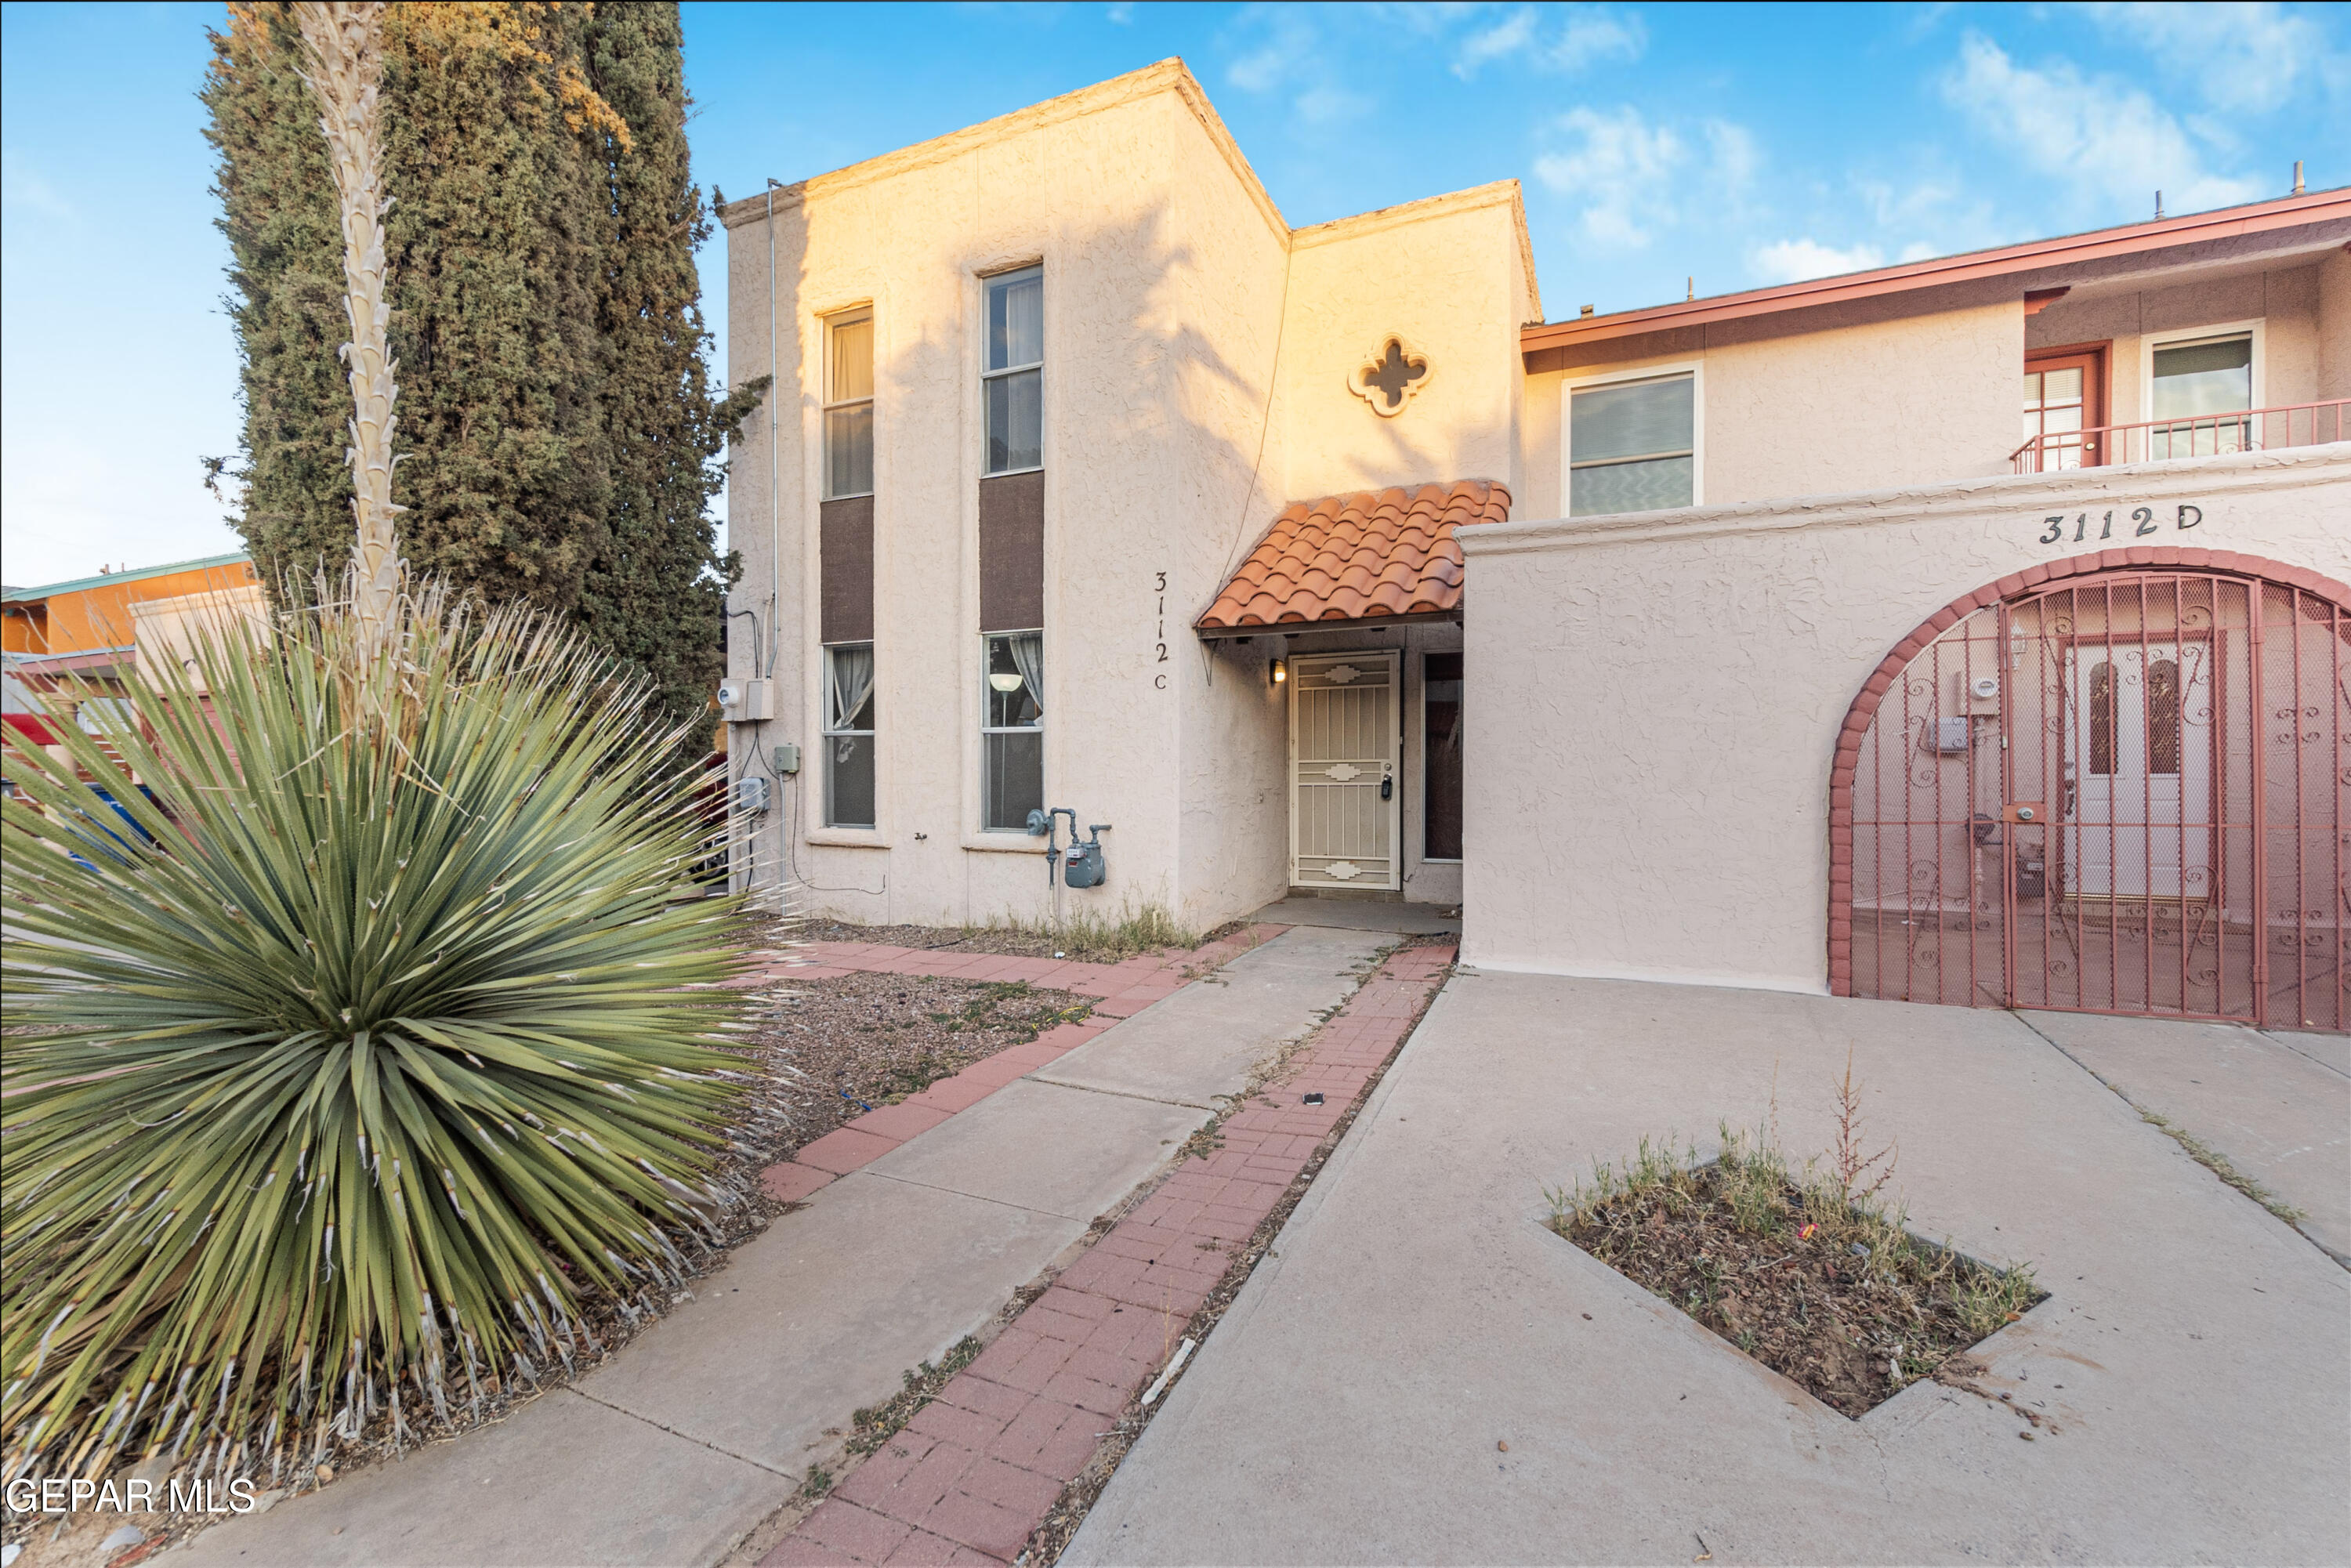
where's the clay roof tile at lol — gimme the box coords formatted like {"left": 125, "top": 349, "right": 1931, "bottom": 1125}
{"left": 1194, "top": 479, "right": 1509, "bottom": 632}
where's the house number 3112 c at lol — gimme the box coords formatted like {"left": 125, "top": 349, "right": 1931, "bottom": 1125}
{"left": 2038, "top": 504, "right": 2202, "bottom": 545}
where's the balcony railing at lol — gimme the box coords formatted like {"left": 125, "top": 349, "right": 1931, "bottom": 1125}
{"left": 2011, "top": 398, "right": 2349, "bottom": 474}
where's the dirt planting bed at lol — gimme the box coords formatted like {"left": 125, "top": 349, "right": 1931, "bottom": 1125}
{"left": 1549, "top": 1135, "right": 2045, "bottom": 1418}
{"left": 737, "top": 970, "right": 1096, "bottom": 1177}
{"left": 795, "top": 915, "right": 1244, "bottom": 965}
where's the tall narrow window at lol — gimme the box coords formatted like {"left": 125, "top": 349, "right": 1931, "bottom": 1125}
{"left": 824, "top": 310, "right": 874, "bottom": 499}
{"left": 2146, "top": 657, "right": 2181, "bottom": 777}
{"left": 1422, "top": 652, "right": 1463, "bottom": 861}
{"left": 2088, "top": 660, "right": 2116, "bottom": 777}
{"left": 1567, "top": 372, "right": 1694, "bottom": 516}
{"left": 982, "top": 631, "right": 1043, "bottom": 830}
{"left": 2150, "top": 333, "right": 2251, "bottom": 458}
{"left": 983, "top": 267, "right": 1042, "bottom": 475}
{"left": 824, "top": 643, "right": 876, "bottom": 828}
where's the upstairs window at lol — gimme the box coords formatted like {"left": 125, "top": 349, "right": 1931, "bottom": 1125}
{"left": 2150, "top": 331, "right": 2251, "bottom": 458}
{"left": 824, "top": 310, "right": 874, "bottom": 499}
{"left": 1567, "top": 371, "right": 1695, "bottom": 516}
{"left": 984, "top": 266, "right": 1043, "bottom": 475}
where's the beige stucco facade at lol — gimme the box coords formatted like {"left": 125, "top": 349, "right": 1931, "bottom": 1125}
{"left": 722, "top": 59, "right": 2346, "bottom": 1015}
{"left": 721, "top": 62, "right": 1529, "bottom": 931}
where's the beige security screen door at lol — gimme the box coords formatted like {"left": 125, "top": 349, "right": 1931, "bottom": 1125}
{"left": 1290, "top": 650, "right": 1401, "bottom": 890}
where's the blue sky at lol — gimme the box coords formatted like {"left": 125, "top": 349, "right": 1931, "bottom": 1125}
{"left": 3, "top": 1, "right": 2342, "bottom": 588}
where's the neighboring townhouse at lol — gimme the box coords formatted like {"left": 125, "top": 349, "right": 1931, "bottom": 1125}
{"left": 2, "top": 552, "right": 266, "bottom": 755}
{"left": 720, "top": 60, "right": 2349, "bottom": 1030}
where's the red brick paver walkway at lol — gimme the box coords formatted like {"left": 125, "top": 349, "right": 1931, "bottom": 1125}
{"left": 744, "top": 927, "right": 1288, "bottom": 1205}
{"left": 760, "top": 943, "right": 1456, "bottom": 1567}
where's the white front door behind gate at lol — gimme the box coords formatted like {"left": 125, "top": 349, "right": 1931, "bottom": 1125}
{"left": 1290, "top": 650, "right": 1401, "bottom": 890}
{"left": 2062, "top": 640, "right": 2214, "bottom": 899}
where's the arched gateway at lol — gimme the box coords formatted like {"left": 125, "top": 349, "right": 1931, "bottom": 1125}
{"left": 1829, "top": 549, "right": 2349, "bottom": 1030}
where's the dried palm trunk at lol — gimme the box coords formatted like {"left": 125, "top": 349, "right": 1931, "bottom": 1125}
{"left": 294, "top": 0, "right": 400, "bottom": 659}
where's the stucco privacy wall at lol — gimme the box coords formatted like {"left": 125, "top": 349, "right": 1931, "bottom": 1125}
{"left": 1518, "top": 286, "right": 2022, "bottom": 518}
{"left": 1456, "top": 444, "right": 2351, "bottom": 991}
{"left": 2027, "top": 258, "right": 2334, "bottom": 422}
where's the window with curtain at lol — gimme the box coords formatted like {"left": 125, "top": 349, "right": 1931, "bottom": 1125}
{"left": 984, "top": 267, "right": 1042, "bottom": 476}
{"left": 1568, "top": 372, "right": 1694, "bottom": 516}
{"left": 824, "top": 642, "right": 876, "bottom": 828}
{"left": 2150, "top": 333, "right": 2251, "bottom": 458}
{"left": 982, "top": 630, "right": 1042, "bottom": 830}
{"left": 825, "top": 310, "right": 874, "bottom": 499}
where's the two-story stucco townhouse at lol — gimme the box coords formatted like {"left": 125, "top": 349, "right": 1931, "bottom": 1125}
{"left": 721, "top": 60, "right": 2351, "bottom": 1033}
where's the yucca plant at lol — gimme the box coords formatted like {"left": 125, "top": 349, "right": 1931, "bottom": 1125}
{"left": 1, "top": 589, "right": 751, "bottom": 1486}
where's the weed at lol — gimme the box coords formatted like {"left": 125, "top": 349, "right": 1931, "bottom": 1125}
{"left": 1831, "top": 1047, "right": 1897, "bottom": 1203}
{"left": 2136, "top": 1109, "right": 2308, "bottom": 1225}
{"left": 846, "top": 1336, "right": 984, "bottom": 1458}
{"left": 984, "top": 898, "right": 1201, "bottom": 962}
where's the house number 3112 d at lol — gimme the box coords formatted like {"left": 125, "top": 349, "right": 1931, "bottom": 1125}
{"left": 2038, "top": 505, "right": 2202, "bottom": 545}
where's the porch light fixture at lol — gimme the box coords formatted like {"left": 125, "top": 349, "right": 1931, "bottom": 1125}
{"left": 988, "top": 672, "right": 1025, "bottom": 693}
{"left": 1270, "top": 657, "right": 1288, "bottom": 686}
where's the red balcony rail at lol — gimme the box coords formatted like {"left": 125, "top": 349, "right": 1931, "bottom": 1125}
{"left": 2011, "top": 398, "right": 2349, "bottom": 474}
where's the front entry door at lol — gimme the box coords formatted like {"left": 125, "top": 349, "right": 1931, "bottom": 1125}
{"left": 1290, "top": 650, "right": 1401, "bottom": 890}
{"left": 2061, "top": 640, "right": 2213, "bottom": 899}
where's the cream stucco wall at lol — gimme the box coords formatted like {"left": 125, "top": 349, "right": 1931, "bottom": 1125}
{"left": 1520, "top": 286, "right": 2022, "bottom": 518}
{"left": 2027, "top": 258, "right": 2337, "bottom": 434}
{"left": 1457, "top": 445, "right": 2351, "bottom": 993}
{"left": 721, "top": 63, "right": 1531, "bottom": 931}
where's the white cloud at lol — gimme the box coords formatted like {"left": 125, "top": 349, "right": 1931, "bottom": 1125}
{"left": 1453, "top": 4, "right": 1644, "bottom": 79}
{"left": 1941, "top": 33, "right": 2264, "bottom": 215}
{"left": 2081, "top": 2, "right": 2337, "bottom": 114}
{"left": 1750, "top": 238, "right": 1888, "bottom": 283}
{"left": 1532, "top": 105, "right": 1755, "bottom": 248}
{"left": 1105, "top": 2, "right": 1134, "bottom": 22}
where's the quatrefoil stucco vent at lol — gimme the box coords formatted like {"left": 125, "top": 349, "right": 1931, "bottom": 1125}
{"left": 1346, "top": 336, "right": 1432, "bottom": 418}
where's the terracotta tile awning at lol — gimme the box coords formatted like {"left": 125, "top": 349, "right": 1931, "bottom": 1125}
{"left": 1197, "top": 480, "right": 1509, "bottom": 633}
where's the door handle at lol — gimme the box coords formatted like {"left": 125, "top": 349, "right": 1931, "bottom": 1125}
{"left": 1380, "top": 776, "right": 1393, "bottom": 801}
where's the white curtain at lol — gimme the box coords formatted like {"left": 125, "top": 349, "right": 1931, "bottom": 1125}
{"left": 1008, "top": 632, "right": 1044, "bottom": 722}
{"left": 826, "top": 643, "right": 875, "bottom": 730}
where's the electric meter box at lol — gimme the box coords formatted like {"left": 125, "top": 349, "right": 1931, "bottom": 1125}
{"left": 718, "top": 679, "right": 773, "bottom": 722}
{"left": 735, "top": 775, "right": 770, "bottom": 815}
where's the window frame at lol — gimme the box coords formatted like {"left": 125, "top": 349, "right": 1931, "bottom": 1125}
{"left": 980, "top": 264, "right": 1045, "bottom": 479}
{"left": 1560, "top": 361, "right": 1704, "bottom": 518}
{"left": 820, "top": 639, "right": 878, "bottom": 830}
{"left": 979, "top": 628, "right": 1045, "bottom": 833}
{"left": 2139, "top": 319, "right": 2263, "bottom": 425}
{"left": 822, "top": 306, "right": 875, "bottom": 502}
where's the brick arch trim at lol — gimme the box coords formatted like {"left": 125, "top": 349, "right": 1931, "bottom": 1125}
{"left": 1825, "top": 546, "right": 2351, "bottom": 996}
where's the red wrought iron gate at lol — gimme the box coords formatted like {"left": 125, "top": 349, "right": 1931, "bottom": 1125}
{"left": 1842, "top": 569, "right": 2347, "bottom": 1030}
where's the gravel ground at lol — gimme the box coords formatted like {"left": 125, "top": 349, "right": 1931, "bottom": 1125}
{"left": 741, "top": 969, "right": 1096, "bottom": 1171}
{"left": 797, "top": 918, "right": 1243, "bottom": 965}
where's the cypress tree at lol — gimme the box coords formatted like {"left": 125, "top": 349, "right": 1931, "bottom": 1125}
{"left": 205, "top": 2, "right": 754, "bottom": 741}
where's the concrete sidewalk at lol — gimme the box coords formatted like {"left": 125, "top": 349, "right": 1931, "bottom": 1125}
{"left": 1070, "top": 978, "right": 2350, "bottom": 1566}
{"left": 164, "top": 926, "right": 1393, "bottom": 1568}
{"left": 2018, "top": 1010, "right": 2350, "bottom": 1263}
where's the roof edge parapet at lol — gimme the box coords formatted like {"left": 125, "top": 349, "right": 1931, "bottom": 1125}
{"left": 1522, "top": 187, "right": 2351, "bottom": 357}
{"left": 719, "top": 59, "right": 1289, "bottom": 245}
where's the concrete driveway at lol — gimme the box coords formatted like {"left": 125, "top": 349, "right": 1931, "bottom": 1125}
{"left": 1068, "top": 976, "right": 2350, "bottom": 1566}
